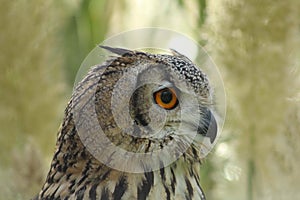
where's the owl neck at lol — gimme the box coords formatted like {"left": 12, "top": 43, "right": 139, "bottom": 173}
{"left": 38, "top": 117, "right": 206, "bottom": 199}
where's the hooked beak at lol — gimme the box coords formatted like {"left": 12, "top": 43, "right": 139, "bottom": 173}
{"left": 198, "top": 108, "right": 218, "bottom": 144}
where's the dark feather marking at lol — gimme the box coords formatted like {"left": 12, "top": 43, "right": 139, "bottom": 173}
{"left": 191, "top": 146, "right": 198, "bottom": 160}
{"left": 193, "top": 173, "right": 204, "bottom": 198}
{"left": 160, "top": 161, "right": 170, "bottom": 200}
{"left": 77, "top": 160, "right": 91, "bottom": 186}
{"left": 164, "top": 185, "right": 171, "bottom": 200}
{"left": 100, "top": 67, "right": 123, "bottom": 77}
{"left": 66, "top": 173, "right": 72, "bottom": 181}
{"left": 189, "top": 165, "right": 195, "bottom": 177}
{"left": 100, "top": 187, "right": 109, "bottom": 200}
{"left": 131, "top": 86, "right": 150, "bottom": 127}
{"left": 170, "top": 167, "right": 176, "bottom": 194}
{"left": 75, "top": 185, "right": 86, "bottom": 200}
{"left": 137, "top": 171, "right": 154, "bottom": 200}
{"left": 159, "top": 161, "right": 166, "bottom": 181}
{"left": 145, "top": 140, "right": 152, "bottom": 153}
{"left": 113, "top": 175, "right": 128, "bottom": 200}
{"left": 159, "top": 142, "right": 163, "bottom": 149}
{"left": 134, "top": 113, "right": 149, "bottom": 126}
{"left": 100, "top": 169, "right": 111, "bottom": 182}
{"left": 185, "top": 177, "right": 194, "bottom": 199}
{"left": 49, "top": 185, "right": 60, "bottom": 200}
{"left": 89, "top": 182, "right": 99, "bottom": 200}
{"left": 194, "top": 174, "right": 201, "bottom": 189}
{"left": 40, "top": 185, "right": 48, "bottom": 199}
{"left": 47, "top": 173, "right": 54, "bottom": 184}
{"left": 77, "top": 173, "right": 88, "bottom": 186}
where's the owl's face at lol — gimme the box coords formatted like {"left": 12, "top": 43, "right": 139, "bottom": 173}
{"left": 73, "top": 46, "right": 218, "bottom": 172}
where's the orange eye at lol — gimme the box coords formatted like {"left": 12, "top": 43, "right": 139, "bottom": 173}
{"left": 153, "top": 88, "right": 178, "bottom": 110}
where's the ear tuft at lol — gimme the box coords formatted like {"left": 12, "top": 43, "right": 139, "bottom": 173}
{"left": 99, "top": 45, "right": 133, "bottom": 56}
{"left": 170, "top": 49, "right": 192, "bottom": 62}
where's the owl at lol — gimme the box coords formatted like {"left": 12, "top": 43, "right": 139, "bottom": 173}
{"left": 35, "top": 46, "right": 218, "bottom": 200}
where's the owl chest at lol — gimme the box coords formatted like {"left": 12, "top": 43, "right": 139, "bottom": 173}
{"left": 42, "top": 165, "right": 205, "bottom": 200}
{"left": 69, "top": 167, "right": 205, "bottom": 200}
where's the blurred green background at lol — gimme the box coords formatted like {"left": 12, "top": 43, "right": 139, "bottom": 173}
{"left": 0, "top": 0, "right": 299, "bottom": 199}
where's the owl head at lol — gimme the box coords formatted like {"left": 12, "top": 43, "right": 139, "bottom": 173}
{"left": 71, "top": 46, "right": 218, "bottom": 173}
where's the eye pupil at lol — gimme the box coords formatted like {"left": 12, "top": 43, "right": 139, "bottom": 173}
{"left": 160, "top": 90, "right": 173, "bottom": 104}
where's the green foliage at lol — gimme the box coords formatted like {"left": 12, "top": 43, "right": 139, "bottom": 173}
{"left": 0, "top": 0, "right": 66, "bottom": 198}
{"left": 62, "top": 0, "right": 114, "bottom": 86}
{"left": 176, "top": 0, "right": 207, "bottom": 27}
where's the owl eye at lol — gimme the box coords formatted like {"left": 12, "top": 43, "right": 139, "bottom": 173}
{"left": 153, "top": 88, "right": 178, "bottom": 110}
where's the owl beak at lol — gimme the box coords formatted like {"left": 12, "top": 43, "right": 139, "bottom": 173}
{"left": 198, "top": 109, "right": 218, "bottom": 144}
